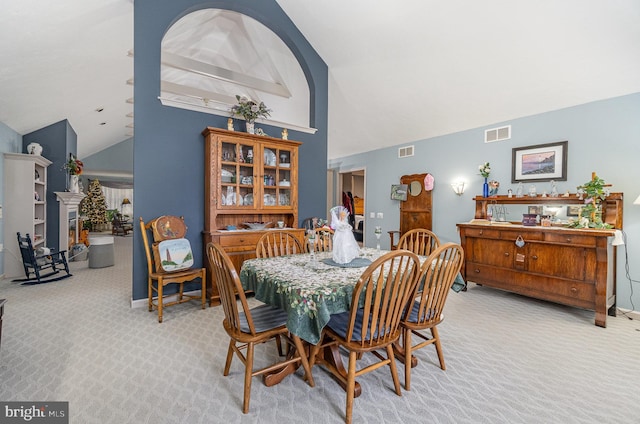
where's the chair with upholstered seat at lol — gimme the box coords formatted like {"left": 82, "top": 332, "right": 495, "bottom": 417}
{"left": 255, "top": 230, "right": 303, "bottom": 258}
{"left": 396, "top": 228, "right": 440, "bottom": 257}
{"left": 400, "top": 242, "right": 464, "bottom": 390}
{"left": 206, "top": 242, "right": 314, "bottom": 413}
{"left": 309, "top": 250, "right": 421, "bottom": 424}
{"left": 139, "top": 216, "right": 206, "bottom": 323}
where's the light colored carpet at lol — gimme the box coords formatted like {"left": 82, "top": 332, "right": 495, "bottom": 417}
{"left": 1, "top": 235, "right": 640, "bottom": 423}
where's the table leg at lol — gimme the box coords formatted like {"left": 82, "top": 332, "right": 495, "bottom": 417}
{"left": 263, "top": 335, "right": 307, "bottom": 387}
{"left": 391, "top": 341, "right": 418, "bottom": 368}
{"left": 316, "top": 339, "right": 362, "bottom": 398}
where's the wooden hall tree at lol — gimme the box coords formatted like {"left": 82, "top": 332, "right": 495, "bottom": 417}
{"left": 388, "top": 173, "right": 433, "bottom": 249}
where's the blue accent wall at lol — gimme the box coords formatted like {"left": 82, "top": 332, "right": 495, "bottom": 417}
{"left": 23, "top": 120, "right": 77, "bottom": 251}
{"left": 133, "top": 0, "right": 328, "bottom": 300}
{"left": 328, "top": 92, "right": 640, "bottom": 311}
{"left": 83, "top": 137, "right": 133, "bottom": 175}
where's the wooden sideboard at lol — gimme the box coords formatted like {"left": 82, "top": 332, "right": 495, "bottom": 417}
{"left": 457, "top": 193, "right": 623, "bottom": 327}
{"left": 202, "top": 127, "right": 302, "bottom": 305}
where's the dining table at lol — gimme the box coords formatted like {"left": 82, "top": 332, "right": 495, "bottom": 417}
{"left": 239, "top": 248, "right": 466, "bottom": 393}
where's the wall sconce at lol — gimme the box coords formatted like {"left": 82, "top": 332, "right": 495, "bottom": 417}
{"left": 451, "top": 182, "right": 465, "bottom": 196}
{"left": 634, "top": 195, "right": 640, "bottom": 205}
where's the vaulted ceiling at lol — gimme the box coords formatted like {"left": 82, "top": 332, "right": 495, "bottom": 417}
{"left": 1, "top": 1, "right": 638, "bottom": 159}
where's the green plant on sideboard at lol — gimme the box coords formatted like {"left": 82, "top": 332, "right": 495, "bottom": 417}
{"left": 568, "top": 172, "right": 612, "bottom": 229}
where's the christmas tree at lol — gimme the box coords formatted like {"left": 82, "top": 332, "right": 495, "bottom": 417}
{"left": 80, "top": 179, "right": 108, "bottom": 230}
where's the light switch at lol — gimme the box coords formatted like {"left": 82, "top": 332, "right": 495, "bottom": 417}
{"left": 369, "top": 212, "right": 375, "bottom": 219}
{"left": 376, "top": 212, "right": 383, "bottom": 219}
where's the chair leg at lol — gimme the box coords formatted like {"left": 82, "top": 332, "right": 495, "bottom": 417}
{"left": 178, "top": 282, "right": 184, "bottom": 302}
{"left": 148, "top": 278, "right": 153, "bottom": 312}
{"left": 157, "top": 281, "right": 164, "bottom": 323}
{"left": 345, "top": 350, "right": 357, "bottom": 424}
{"left": 404, "top": 328, "right": 412, "bottom": 390}
{"left": 387, "top": 344, "right": 401, "bottom": 396}
{"left": 432, "top": 327, "right": 446, "bottom": 370}
{"left": 243, "top": 342, "right": 255, "bottom": 414}
{"left": 275, "top": 335, "right": 284, "bottom": 356}
{"left": 223, "top": 339, "right": 235, "bottom": 376}
{"left": 200, "top": 275, "right": 206, "bottom": 309}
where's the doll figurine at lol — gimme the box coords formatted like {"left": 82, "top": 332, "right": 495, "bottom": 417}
{"left": 330, "top": 205, "right": 360, "bottom": 264}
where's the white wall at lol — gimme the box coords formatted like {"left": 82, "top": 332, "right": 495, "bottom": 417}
{"left": 328, "top": 92, "right": 640, "bottom": 311}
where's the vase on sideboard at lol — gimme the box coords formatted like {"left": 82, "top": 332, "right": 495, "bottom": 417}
{"left": 483, "top": 177, "right": 489, "bottom": 197}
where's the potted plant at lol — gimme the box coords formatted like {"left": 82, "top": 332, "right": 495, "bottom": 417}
{"left": 569, "top": 173, "right": 612, "bottom": 229}
{"left": 230, "top": 95, "right": 271, "bottom": 134}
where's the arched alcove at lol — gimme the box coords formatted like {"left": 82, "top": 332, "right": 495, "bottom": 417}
{"left": 159, "top": 8, "right": 314, "bottom": 133}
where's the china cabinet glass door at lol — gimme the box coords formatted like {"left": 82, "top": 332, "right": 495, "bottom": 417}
{"left": 220, "top": 141, "right": 256, "bottom": 209}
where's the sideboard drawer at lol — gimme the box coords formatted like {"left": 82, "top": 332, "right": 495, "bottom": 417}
{"left": 544, "top": 232, "right": 596, "bottom": 247}
{"left": 217, "top": 232, "right": 264, "bottom": 247}
{"left": 464, "top": 228, "right": 501, "bottom": 238}
{"left": 498, "top": 230, "right": 544, "bottom": 241}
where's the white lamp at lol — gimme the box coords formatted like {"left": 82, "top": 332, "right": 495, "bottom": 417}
{"left": 451, "top": 181, "right": 465, "bottom": 196}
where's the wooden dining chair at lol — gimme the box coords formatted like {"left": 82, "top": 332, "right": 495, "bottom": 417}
{"left": 206, "top": 242, "right": 314, "bottom": 413}
{"left": 400, "top": 242, "right": 464, "bottom": 390}
{"left": 309, "top": 250, "right": 421, "bottom": 424}
{"left": 305, "top": 227, "right": 334, "bottom": 253}
{"left": 139, "top": 216, "right": 206, "bottom": 323}
{"left": 396, "top": 228, "right": 440, "bottom": 257}
{"left": 255, "top": 230, "right": 303, "bottom": 258}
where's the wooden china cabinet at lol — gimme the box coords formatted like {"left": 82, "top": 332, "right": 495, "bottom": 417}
{"left": 457, "top": 193, "right": 623, "bottom": 327}
{"left": 202, "top": 127, "right": 305, "bottom": 305}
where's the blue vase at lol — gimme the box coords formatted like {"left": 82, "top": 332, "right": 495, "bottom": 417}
{"left": 483, "top": 178, "right": 489, "bottom": 197}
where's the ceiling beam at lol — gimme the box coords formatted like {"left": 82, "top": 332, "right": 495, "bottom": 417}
{"left": 161, "top": 51, "right": 291, "bottom": 98}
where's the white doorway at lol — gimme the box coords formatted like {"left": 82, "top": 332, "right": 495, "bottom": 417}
{"left": 336, "top": 169, "right": 365, "bottom": 245}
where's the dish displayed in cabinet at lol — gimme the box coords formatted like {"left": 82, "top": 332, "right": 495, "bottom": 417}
{"left": 264, "top": 193, "right": 276, "bottom": 206}
{"left": 264, "top": 149, "right": 277, "bottom": 166}
{"left": 221, "top": 169, "right": 234, "bottom": 183}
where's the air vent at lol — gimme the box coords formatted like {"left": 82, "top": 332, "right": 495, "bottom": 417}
{"left": 485, "top": 125, "right": 511, "bottom": 143}
{"left": 398, "top": 145, "right": 414, "bottom": 158}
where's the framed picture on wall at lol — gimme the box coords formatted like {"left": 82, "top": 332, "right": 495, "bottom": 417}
{"left": 390, "top": 184, "right": 408, "bottom": 201}
{"left": 528, "top": 205, "right": 543, "bottom": 215}
{"left": 512, "top": 141, "right": 568, "bottom": 183}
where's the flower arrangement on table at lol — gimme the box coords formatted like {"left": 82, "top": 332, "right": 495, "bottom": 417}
{"left": 478, "top": 162, "right": 491, "bottom": 178}
{"left": 64, "top": 154, "right": 83, "bottom": 175}
{"left": 230, "top": 95, "right": 271, "bottom": 123}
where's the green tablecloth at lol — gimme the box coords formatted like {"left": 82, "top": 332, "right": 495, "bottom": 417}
{"left": 239, "top": 249, "right": 465, "bottom": 345}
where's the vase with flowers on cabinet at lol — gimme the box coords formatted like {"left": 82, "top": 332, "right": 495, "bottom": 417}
{"left": 230, "top": 94, "right": 271, "bottom": 134}
{"left": 478, "top": 162, "right": 491, "bottom": 198}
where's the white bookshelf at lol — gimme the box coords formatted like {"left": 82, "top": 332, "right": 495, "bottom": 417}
{"left": 3, "top": 153, "right": 52, "bottom": 278}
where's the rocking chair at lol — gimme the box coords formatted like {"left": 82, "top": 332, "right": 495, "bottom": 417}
{"left": 14, "top": 233, "right": 72, "bottom": 285}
